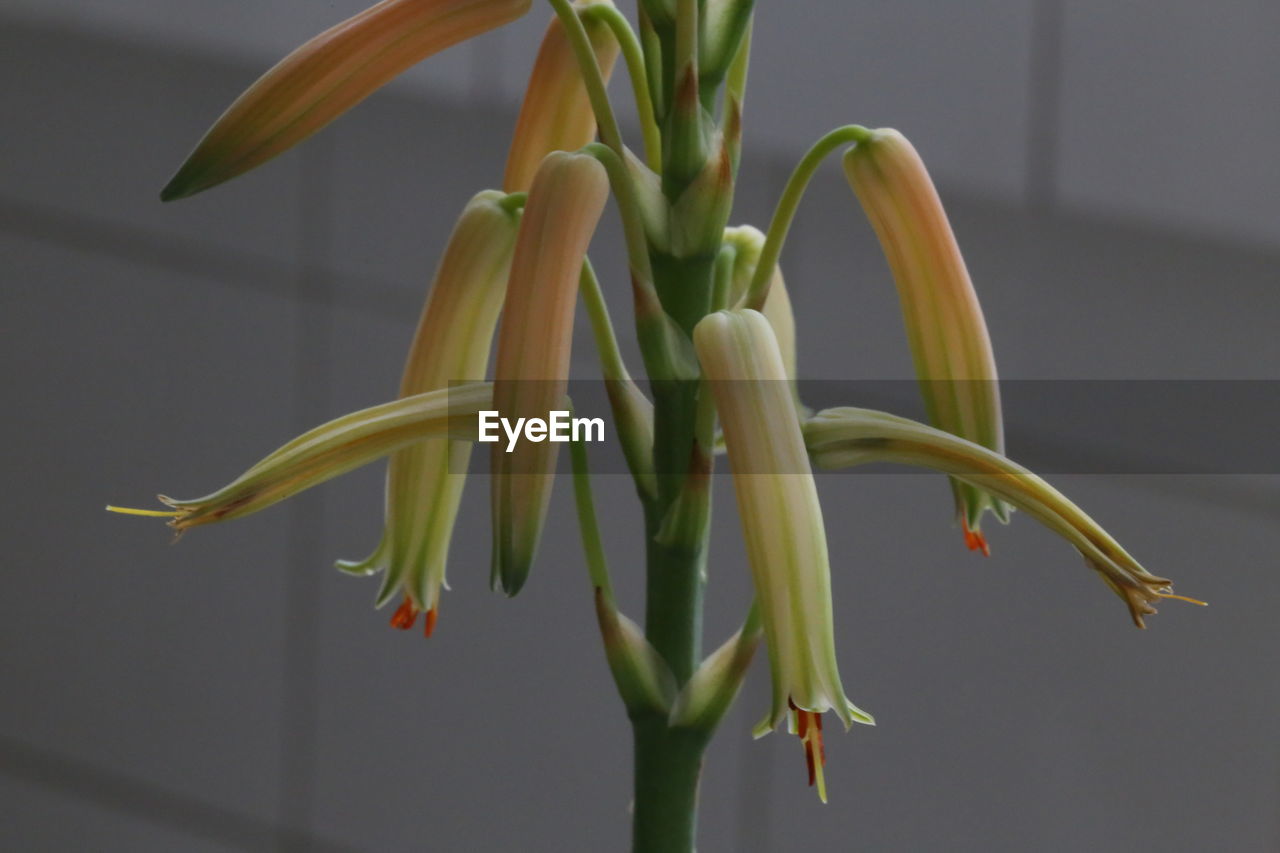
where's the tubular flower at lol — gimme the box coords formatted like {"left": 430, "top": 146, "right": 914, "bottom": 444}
{"left": 723, "top": 224, "right": 798, "bottom": 385}
{"left": 693, "top": 308, "right": 873, "bottom": 803}
{"left": 336, "top": 191, "right": 521, "bottom": 636}
{"left": 114, "top": 383, "right": 495, "bottom": 533}
{"left": 803, "top": 407, "right": 1205, "bottom": 628}
{"left": 842, "top": 129, "right": 1011, "bottom": 551}
{"left": 503, "top": 0, "right": 620, "bottom": 193}
{"left": 161, "top": 0, "right": 532, "bottom": 201}
{"left": 490, "top": 151, "right": 610, "bottom": 595}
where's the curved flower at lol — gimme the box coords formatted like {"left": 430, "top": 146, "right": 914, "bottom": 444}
{"left": 336, "top": 191, "right": 521, "bottom": 636}
{"left": 121, "top": 383, "right": 495, "bottom": 533}
{"left": 843, "top": 129, "right": 1010, "bottom": 551}
{"left": 694, "top": 308, "right": 873, "bottom": 803}
{"left": 804, "top": 407, "right": 1203, "bottom": 627}
{"left": 490, "top": 151, "right": 610, "bottom": 595}
{"left": 162, "top": 0, "right": 532, "bottom": 200}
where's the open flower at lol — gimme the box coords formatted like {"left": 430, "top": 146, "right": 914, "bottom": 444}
{"left": 842, "top": 129, "right": 1010, "bottom": 551}
{"left": 490, "top": 150, "right": 610, "bottom": 595}
{"left": 110, "top": 383, "right": 495, "bottom": 533}
{"left": 803, "top": 407, "right": 1204, "bottom": 627}
{"left": 162, "top": 0, "right": 532, "bottom": 200}
{"left": 336, "top": 191, "right": 521, "bottom": 636}
{"left": 693, "top": 308, "right": 873, "bottom": 802}
{"left": 503, "top": 0, "right": 620, "bottom": 193}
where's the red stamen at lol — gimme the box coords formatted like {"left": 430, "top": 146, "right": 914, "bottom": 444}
{"left": 963, "top": 521, "right": 991, "bottom": 557}
{"left": 789, "top": 700, "right": 826, "bottom": 790}
{"left": 389, "top": 597, "right": 418, "bottom": 630}
{"left": 423, "top": 607, "right": 438, "bottom": 638}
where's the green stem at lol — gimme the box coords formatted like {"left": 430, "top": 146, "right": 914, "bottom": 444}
{"left": 582, "top": 3, "right": 663, "bottom": 172}
{"left": 743, "top": 124, "right": 872, "bottom": 310}
{"left": 631, "top": 720, "right": 708, "bottom": 853}
{"left": 546, "top": 0, "right": 626, "bottom": 157}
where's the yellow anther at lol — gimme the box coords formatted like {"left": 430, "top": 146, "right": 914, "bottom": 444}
{"left": 105, "top": 505, "right": 181, "bottom": 518}
{"left": 1156, "top": 592, "right": 1208, "bottom": 607}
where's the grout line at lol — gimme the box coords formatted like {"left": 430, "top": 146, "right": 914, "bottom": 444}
{"left": 0, "top": 735, "right": 363, "bottom": 853}
{"left": 1025, "top": 0, "right": 1064, "bottom": 210}
{"left": 0, "top": 196, "right": 418, "bottom": 320}
{"left": 274, "top": 137, "right": 335, "bottom": 850}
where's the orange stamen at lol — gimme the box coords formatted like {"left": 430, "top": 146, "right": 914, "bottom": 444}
{"left": 790, "top": 700, "right": 828, "bottom": 801}
{"left": 423, "top": 607, "right": 439, "bottom": 638}
{"left": 389, "top": 597, "right": 418, "bottom": 631}
{"left": 962, "top": 521, "right": 991, "bottom": 557}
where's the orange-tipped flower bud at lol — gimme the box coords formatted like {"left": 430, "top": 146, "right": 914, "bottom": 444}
{"left": 490, "top": 151, "right": 610, "bottom": 595}
{"left": 842, "top": 129, "right": 1011, "bottom": 546}
{"left": 503, "top": 2, "right": 620, "bottom": 193}
{"left": 162, "top": 0, "right": 532, "bottom": 200}
{"left": 337, "top": 191, "right": 521, "bottom": 628}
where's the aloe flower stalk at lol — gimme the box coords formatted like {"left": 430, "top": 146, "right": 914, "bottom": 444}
{"left": 161, "top": 0, "right": 532, "bottom": 201}
{"left": 503, "top": 0, "right": 620, "bottom": 193}
{"left": 804, "top": 407, "right": 1204, "bottom": 627}
{"left": 119, "top": 3, "right": 1202, "bottom": 846}
{"left": 108, "top": 383, "right": 493, "bottom": 532}
{"left": 693, "top": 308, "right": 873, "bottom": 803}
{"left": 335, "top": 191, "right": 521, "bottom": 636}
{"left": 490, "top": 150, "right": 610, "bottom": 595}
{"left": 842, "top": 129, "right": 1011, "bottom": 553}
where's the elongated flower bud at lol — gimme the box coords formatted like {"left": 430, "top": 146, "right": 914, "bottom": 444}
{"left": 503, "top": 2, "right": 620, "bottom": 193}
{"left": 842, "top": 129, "right": 1010, "bottom": 550}
{"left": 723, "top": 225, "right": 798, "bottom": 383}
{"left": 804, "top": 407, "right": 1203, "bottom": 628}
{"left": 490, "top": 151, "right": 610, "bottom": 595}
{"left": 694, "top": 308, "right": 873, "bottom": 803}
{"left": 336, "top": 191, "right": 520, "bottom": 635}
{"left": 126, "top": 383, "right": 495, "bottom": 532}
{"left": 162, "top": 0, "right": 532, "bottom": 201}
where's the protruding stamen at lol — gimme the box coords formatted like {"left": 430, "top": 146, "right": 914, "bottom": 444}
{"left": 423, "top": 607, "right": 439, "bottom": 638}
{"left": 790, "top": 700, "right": 829, "bottom": 803}
{"left": 963, "top": 521, "right": 991, "bottom": 557}
{"left": 389, "top": 597, "right": 419, "bottom": 631}
{"left": 1156, "top": 591, "right": 1208, "bottom": 607}
{"left": 105, "top": 505, "right": 181, "bottom": 518}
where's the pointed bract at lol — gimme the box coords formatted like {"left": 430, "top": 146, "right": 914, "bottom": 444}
{"left": 336, "top": 191, "right": 520, "bottom": 630}
{"left": 842, "top": 129, "right": 1011, "bottom": 543}
{"left": 162, "top": 0, "right": 532, "bottom": 200}
{"left": 490, "top": 151, "right": 610, "bottom": 595}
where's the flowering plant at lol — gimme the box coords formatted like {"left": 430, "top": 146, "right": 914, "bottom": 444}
{"left": 112, "top": 1, "right": 1201, "bottom": 848}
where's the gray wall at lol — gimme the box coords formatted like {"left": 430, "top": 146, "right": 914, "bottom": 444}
{"left": 2, "top": 4, "right": 1278, "bottom": 851}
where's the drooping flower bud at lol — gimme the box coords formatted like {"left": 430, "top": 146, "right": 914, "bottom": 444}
{"left": 336, "top": 191, "right": 521, "bottom": 635}
{"left": 503, "top": 1, "right": 620, "bottom": 193}
{"left": 803, "top": 407, "right": 1204, "bottom": 628}
{"left": 490, "top": 151, "right": 610, "bottom": 595}
{"left": 723, "top": 225, "right": 798, "bottom": 384}
{"left": 842, "top": 129, "right": 1011, "bottom": 551}
{"left": 162, "top": 0, "right": 532, "bottom": 200}
{"left": 693, "top": 308, "right": 874, "bottom": 802}
{"left": 112, "top": 383, "right": 495, "bottom": 533}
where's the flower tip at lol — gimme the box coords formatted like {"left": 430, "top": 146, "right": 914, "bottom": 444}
{"left": 389, "top": 597, "right": 419, "bottom": 631}
{"left": 962, "top": 521, "right": 991, "bottom": 557}
{"left": 423, "top": 607, "right": 439, "bottom": 638}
